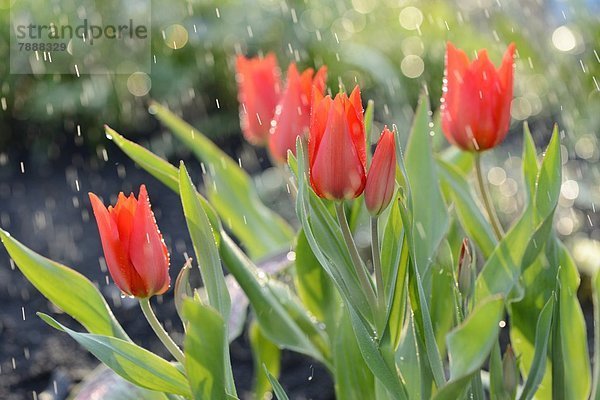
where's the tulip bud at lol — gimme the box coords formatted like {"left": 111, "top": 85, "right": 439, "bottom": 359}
{"left": 502, "top": 345, "right": 519, "bottom": 397}
{"left": 457, "top": 238, "right": 474, "bottom": 302}
{"left": 89, "top": 185, "right": 170, "bottom": 298}
{"left": 365, "top": 127, "right": 396, "bottom": 216}
{"left": 268, "top": 63, "right": 327, "bottom": 163}
{"left": 308, "top": 86, "right": 367, "bottom": 200}
{"left": 440, "top": 42, "right": 515, "bottom": 151}
{"left": 235, "top": 53, "right": 281, "bottom": 145}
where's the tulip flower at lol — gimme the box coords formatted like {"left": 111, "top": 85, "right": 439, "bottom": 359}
{"left": 441, "top": 42, "right": 515, "bottom": 151}
{"left": 235, "top": 53, "right": 281, "bottom": 144}
{"left": 89, "top": 185, "right": 170, "bottom": 298}
{"left": 269, "top": 63, "right": 327, "bottom": 163}
{"left": 365, "top": 127, "right": 397, "bottom": 216}
{"left": 309, "top": 86, "right": 366, "bottom": 200}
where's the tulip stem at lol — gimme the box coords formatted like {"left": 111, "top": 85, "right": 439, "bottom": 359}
{"left": 371, "top": 217, "right": 387, "bottom": 332}
{"left": 474, "top": 154, "right": 504, "bottom": 239}
{"left": 139, "top": 298, "right": 186, "bottom": 365}
{"left": 335, "top": 203, "right": 378, "bottom": 323}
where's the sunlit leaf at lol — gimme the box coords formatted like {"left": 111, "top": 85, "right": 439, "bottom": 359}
{"left": 0, "top": 229, "right": 127, "bottom": 340}
{"left": 39, "top": 314, "right": 190, "bottom": 397}
{"left": 179, "top": 162, "right": 231, "bottom": 319}
{"left": 404, "top": 93, "right": 449, "bottom": 277}
{"left": 249, "top": 320, "right": 281, "bottom": 400}
{"left": 183, "top": 299, "right": 232, "bottom": 400}
{"left": 435, "top": 296, "right": 504, "bottom": 399}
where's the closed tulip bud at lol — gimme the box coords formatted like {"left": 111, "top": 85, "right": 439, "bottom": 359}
{"left": 502, "top": 345, "right": 519, "bottom": 397}
{"left": 457, "top": 238, "right": 474, "bottom": 304}
{"left": 309, "top": 86, "right": 367, "bottom": 200}
{"left": 235, "top": 53, "right": 281, "bottom": 145}
{"left": 441, "top": 42, "right": 515, "bottom": 151}
{"left": 269, "top": 63, "right": 327, "bottom": 163}
{"left": 365, "top": 127, "right": 397, "bottom": 216}
{"left": 89, "top": 185, "right": 170, "bottom": 298}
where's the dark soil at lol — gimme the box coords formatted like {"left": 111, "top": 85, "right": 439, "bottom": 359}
{"left": 0, "top": 136, "right": 333, "bottom": 400}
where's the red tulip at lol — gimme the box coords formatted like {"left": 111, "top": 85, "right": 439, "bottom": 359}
{"left": 269, "top": 63, "right": 327, "bottom": 163}
{"left": 309, "top": 86, "right": 366, "bottom": 200}
{"left": 441, "top": 42, "right": 515, "bottom": 151}
{"left": 89, "top": 185, "right": 170, "bottom": 298}
{"left": 365, "top": 127, "right": 396, "bottom": 216}
{"left": 236, "top": 53, "right": 281, "bottom": 145}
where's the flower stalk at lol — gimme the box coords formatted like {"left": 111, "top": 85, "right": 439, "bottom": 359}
{"left": 139, "top": 298, "right": 186, "bottom": 365}
{"left": 474, "top": 153, "right": 504, "bottom": 240}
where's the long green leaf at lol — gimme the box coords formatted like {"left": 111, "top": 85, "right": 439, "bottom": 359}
{"left": 519, "top": 296, "right": 554, "bottom": 400}
{"left": 183, "top": 300, "right": 229, "bottom": 400}
{"left": 294, "top": 229, "right": 336, "bottom": 325}
{"left": 249, "top": 320, "right": 281, "bottom": 400}
{"left": 549, "top": 239, "right": 591, "bottom": 399}
{"left": 264, "top": 367, "right": 290, "bottom": 400}
{"left": 0, "top": 229, "right": 127, "bottom": 340}
{"left": 437, "top": 159, "right": 497, "bottom": 258}
{"left": 39, "top": 313, "right": 190, "bottom": 397}
{"left": 404, "top": 93, "right": 449, "bottom": 277}
{"left": 105, "top": 126, "right": 221, "bottom": 233}
{"left": 219, "top": 232, "right": 326, "bottom": 364}
{"left": 475, "top": 126, "right": 561, "bottom": 301}
{"left": 333, "top": 308, "right": 375, "bottom": 400}
{"left": 434, "top": 296, "right": 504, "bottom": 400}
{"left": 179, "top": 162, "right": 230, "bottom": 319}
{"left": 149, "top": 102, "right": 294, "bottom": 260}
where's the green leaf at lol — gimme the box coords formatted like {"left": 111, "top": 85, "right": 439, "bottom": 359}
{"left": 183, "top": 299, "right": 230, "bottom": 400}
{"left": 39, "top": 313, "right": 190, "bottom": 397}
{"left": 521, "top": 122, "right": 538, "bottom": 204}
{"left": 396, "top": 133, "right": 445, "bottom": 389}
{"left": 447, "top": 295, "right": 504, "bottom": 378}
{"left": 437, "top": 159, "right": 497, "bottom": 259}
{"left": 396, "top": 314, "right": 424, "bottom": 399}
{"left": 263, "top": 366, "right": 290, "bottom": 400}
{"left": 219, "top": 232, "right": 326, "bottom": 364}
{"left": 249, "top": 320, "right": 281, "bottom": 400}
{"left": 0, "top": 229, "right": 127, "bottom": 340}
{"left": 475, "top": 126, "right": 562, "bottom": 301}
{"left": 406, "top": 255, "right": 446, "bottom": 389}
{"left": 489, "top": 342, "right": 504, "bottom": 400}
{"left": 430, "top": 240, "right": 457, "bottom": 356}
{"left": 380, "top": 201, "right": 408, "bottom": 350}
{"left": 347, "top": 306, "right": 408, "bottom": 400}
{"left": 548, "top": 240, "right": 591, "bottom": 399}
{"left": 179, "top": 162, "right": 230, "bottom": 319}
{"left": 149, "top": 102, "right": 294, "bottom": 260}
{"left": 404, "top": 93, "right": 449, "bottom": 276}
{"left": 333, "top": 308, "right": 375, "bottom": 400}
{"left": 106, "top": 126, "right": 222, "bottom": 233}
{"left": 435, "top": 296, "right": 504, "bottom": 399}
{"left": 294, "top": 229, "right": 336, "bottom": 325}
{"left": 519, "top": 296, "right": 553, "bottom": 400}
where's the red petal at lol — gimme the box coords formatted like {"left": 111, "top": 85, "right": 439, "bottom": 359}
{"left": 309, "top": 93, "right": 331, "bottom": 169}
{"left": 310, "top": 94, "right": 366, "bottom": 200}
{"left": 109, "top": 193, "right": 137, "bottom": 254}
{"left": 347, "top": 86, "right": 366, "bottom": 170}
{"left": 268, "top": 63, "right": 307, "bottom": 163}
{"left": 129, "top": 185, "right": 170, "bottom": 296}
{"left": 89, "top": 192, "right": 141, "bottom": 296}
{"left": 365, "top": 127, "right": 396, "bottom": 215}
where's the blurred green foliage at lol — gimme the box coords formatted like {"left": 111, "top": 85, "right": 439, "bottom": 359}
{"left": 0, "top": 0, "right": 597, "bottom": 157}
